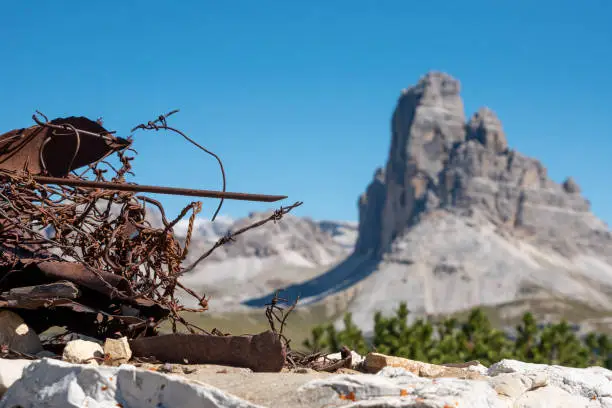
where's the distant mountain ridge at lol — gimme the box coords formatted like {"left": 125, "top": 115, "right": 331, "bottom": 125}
{"left": 174, "top": 214, "right": 357, "bottom": 308}
{"left": 174, "top": 215, "right": 357, "bottom": 262}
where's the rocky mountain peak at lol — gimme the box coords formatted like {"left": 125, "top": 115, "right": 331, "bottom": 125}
{"left": 241, "top": 72, "right": 612, "bottom": 335}
{"left": 356, "top": 168, "right": 386, "bottom": 255}
{"left": 357, "top": 71, "right": 611, "bottom": 262}
{"left": 392, "top": 72, "right": 466, "bottom": 161}
{"left": 366, "top": 72, "right": 467, "bottom": 254}
{"left": 331, "top": 72, "right": 612, "bottom": 331}
{"left": 401, "top": 71, "right": 463, "bottom": 109}
{"left": 240, "top": 72, "right": 612, "bottom": 335}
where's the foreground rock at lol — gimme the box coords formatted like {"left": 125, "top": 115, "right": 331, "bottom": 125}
{"left": 2, "top": 356, "right": 612, "bottom": 407}
{"left": 0, "top": 358, "right": 262, "bottom": 408}
{"left": 363, "top": 352, "right": 485, "bottom": 379}
{"left": 304, "top": 357, "right": 612, "bottom": 407}
{"left": 103, "top": 337, "right": 132, "bottom": 365}
{"left": 62, "top": 339, "right": 104, "bottom": 366}
{"left": 0, "top": 359, "right": 33, "bottom": 396}
{"left": 0, "top": 311, "right": 42, "bottom": 355}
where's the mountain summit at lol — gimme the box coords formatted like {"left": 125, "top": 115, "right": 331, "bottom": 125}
{"left": 358, "top": 71, "right": 610, "bottom": 260}
{"left": 246, "top": 72, "right": 612, "bottom": 333}
{"left": 347, "top": 71, "right": 612, "bottom": 329}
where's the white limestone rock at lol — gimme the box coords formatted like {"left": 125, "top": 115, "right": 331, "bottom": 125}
{"left": 0, "top": 359, "right": 33, "bottom": 396}
{"left": 468, "top": 363, "right": 490, "bottom": 375}
{"left": 2, "top": 357, "right": 612, "bottom": 407}
{"left": 62, "top": 339, "right": 104, "bottom": 366}
{"left": 299, "top": 362, "right": 612, "bottom": 408}
{"left": 488, "top": 359, "right": 612, "bottom": 400}
{"left": 488, "top": 371, "right": 548, "bottom": 399}
{"left": 0, "top": 358, "right": 262, "bottom": 408}
{"left": 513, "top": 385, "right": 592, "bottom": 408}
{"left": 298, "top": 366, "right": 508, "bottom": 408}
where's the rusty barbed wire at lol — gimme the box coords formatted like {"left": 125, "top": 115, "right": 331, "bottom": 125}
{"left": 130, "top": 109, "right": 227, "bottom": 222}
{"left": 265, "top": 290, "right": 299, "bottom": 348}
{"left": 179, "top": 201, "right": 303, "bottom": 276}
{"left": 261, "top": 290, "right": 348, "bottom": 371}
{"left": 0, "top": 111, "right": 301, "bottom": 340}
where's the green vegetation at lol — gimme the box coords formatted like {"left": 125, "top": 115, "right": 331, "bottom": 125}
{"left": 303, "top": 302, "right": 612, "bottom": 368}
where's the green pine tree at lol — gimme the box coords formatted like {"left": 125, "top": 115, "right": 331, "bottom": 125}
{"left": 302, "top": 303, "right": 612, "bottom": 370}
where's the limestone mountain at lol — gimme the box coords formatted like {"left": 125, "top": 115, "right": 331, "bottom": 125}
{"left": 245, "top": 72, "right": 612, "bottom": 334}
{"left": 357, "top": 73, "right": 610, "bottom": 262}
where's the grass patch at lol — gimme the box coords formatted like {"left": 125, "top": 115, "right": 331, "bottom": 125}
{"left": 159, "top": 302, "right": 342, "bottom": 350}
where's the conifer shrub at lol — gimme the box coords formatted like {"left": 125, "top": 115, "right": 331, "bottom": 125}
{"left": 303, "top": 302, "right": 612, "bottom": 368}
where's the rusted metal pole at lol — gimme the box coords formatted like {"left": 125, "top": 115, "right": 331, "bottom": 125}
{"left": 28, "top": 175, "right": 287, "bottom": 203}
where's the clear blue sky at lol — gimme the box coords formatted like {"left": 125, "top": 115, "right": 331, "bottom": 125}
{"left": 1, "top": 1, "right": 611, "bottom": 225}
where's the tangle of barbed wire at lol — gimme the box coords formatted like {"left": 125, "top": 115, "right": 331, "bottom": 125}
{"left": 0, "top": 110, "right": 302, "bottom": 335}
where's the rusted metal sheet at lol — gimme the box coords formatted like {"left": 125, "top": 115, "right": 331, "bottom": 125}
{"left": 4, "top": 296, "right": 89, "bottom": 311}
{"left": 0, "top": 117, "right": 131, "bottom": 177}
{"left": 130, "top": 330, "right": 287, "bottom": 372}
{"left": 1, "top": 280, "right": 80, "bottom": 301}
{"left": 10, "top": 300, "right": 150, "bottom": 340}
{"left": 35, "top": 261, "right": 134, "bottom": 299}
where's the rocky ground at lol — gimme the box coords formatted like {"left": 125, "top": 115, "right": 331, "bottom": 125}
{"left": 2, "top": 351, "right": 612, "bottom": 407}
{"left": 3, "top": 308, "right": 610, "bottom": 407}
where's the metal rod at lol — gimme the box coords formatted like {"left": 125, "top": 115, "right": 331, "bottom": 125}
{"left": 27, "top": 175, "right": 287, "bottom": 203}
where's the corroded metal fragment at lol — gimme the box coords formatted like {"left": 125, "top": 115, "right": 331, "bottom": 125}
{"left": 0, "top": 116, "right": 130, "bottom": 177}
{"left": 130, "top": 330, "right": 287, "bottom": 372}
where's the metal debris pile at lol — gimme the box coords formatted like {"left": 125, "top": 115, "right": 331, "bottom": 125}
{"left": 0, "top": 111, "right": 302, "bottom": 371}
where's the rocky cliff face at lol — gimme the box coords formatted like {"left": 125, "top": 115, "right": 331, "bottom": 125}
{"left": 356, "top": 72, "right": 612, "bottom": 262}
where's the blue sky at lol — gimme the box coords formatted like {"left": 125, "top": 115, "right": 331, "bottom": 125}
{"left": 1, "top": 1, "right": 611, "bottom": 225}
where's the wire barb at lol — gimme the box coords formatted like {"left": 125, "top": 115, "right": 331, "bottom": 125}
{"left": 130, "top": 110, "right": 227, "bottom": 221}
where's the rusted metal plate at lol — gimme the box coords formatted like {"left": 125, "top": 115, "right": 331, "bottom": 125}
{"left": 4, "top": 296, "right": 87, "bottom": 310}
{"left": 0, "top": 117, "right": 130, "bottom": 177}
{"left": 130, "top": 330, "right": 287, "bottom": 372}
{"left": 1, "top": 280, "right": 80, "bottom": 301}
{"left": 10, "top": 299, "right": 149, "bottom": 339}
{"left": 36, "top": 261, "right": 134, "bottom": 299}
